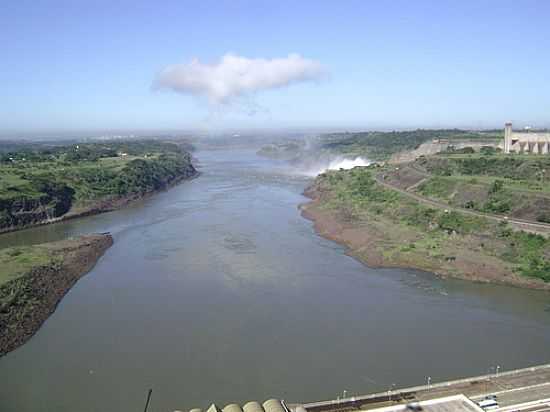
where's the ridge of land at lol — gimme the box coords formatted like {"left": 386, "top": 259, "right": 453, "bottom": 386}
{"left": 301, "top": 152, "right": 550, "bottom": 289}
{"left": 0, "top": 140, "right": 197, "bottom": 234}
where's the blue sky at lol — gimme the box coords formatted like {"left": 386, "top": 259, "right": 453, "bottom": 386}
{"left": 2, "top": 0, "right": 549, "bottom": 132}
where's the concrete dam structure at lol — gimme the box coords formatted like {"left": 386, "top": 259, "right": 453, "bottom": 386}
{"left": 504, "top": 122, "right": 550, "bottom": 154}
{"left": 185, "top": 399, "right": 289, "bottom": 412}
{"left": 181, "top": 364, "right": 550, "bottom": 412}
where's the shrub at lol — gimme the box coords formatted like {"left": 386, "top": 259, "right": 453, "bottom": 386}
{"left": 480, "top": 146, "right": 498, "bottom": 155}
{"left": 483, "top": 198, "right": 511, "bottom": 213}
{"left": 489, "top": 179, "right": 505, "bottom": 194}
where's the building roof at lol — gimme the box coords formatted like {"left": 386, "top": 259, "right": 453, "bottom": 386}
{"left": 191, "top": 399, "right": 288, "bottom": 412}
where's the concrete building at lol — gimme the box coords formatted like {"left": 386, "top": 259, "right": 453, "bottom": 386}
{"left": 504, "top": 122, "right": 550, "bottom": 154}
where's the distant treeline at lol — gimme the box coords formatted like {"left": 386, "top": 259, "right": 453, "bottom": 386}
{"left": 0, "top": 140, "right": 193, "bottom": 163}
{"left": 320, "top": 129, "right": 503, "bottom": 160}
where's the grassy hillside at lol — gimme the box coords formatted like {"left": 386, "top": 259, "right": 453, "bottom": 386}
{"left": 313, "top": 166, "right": 550, "bottom": 283}
{"left": 412, "top": 154, "right": 550, "bottom": 222}
{"left": 0, "top": 245, "right": 58, "bottom": 285}
{"left": 0, "top": 140, "right": 196, "bottom": 231}
{"left": 419, "top": 153, "right": 550, "bottom": 182}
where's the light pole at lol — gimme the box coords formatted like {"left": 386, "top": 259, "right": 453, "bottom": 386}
{"left": 388, "top": 384, "right": 396, "bottom": 402}
{"left": 486, "top": 366, "right": 494, "bottom": 393}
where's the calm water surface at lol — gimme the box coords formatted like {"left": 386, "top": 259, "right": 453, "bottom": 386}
{"left": 0, "top": 148, "right": 549, "bottom": 412}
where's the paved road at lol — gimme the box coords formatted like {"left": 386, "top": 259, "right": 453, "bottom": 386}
{"left": 472, "top": 383, "right": 550, "bottom": 408}
{"left": 495, "top": 395, "right": 550, "bottom": 412}
{"left": 301, "top": 364, "right": 550, "bottom": 412}
{"left": 374, "top": 171, "right": 550, "bottom": 236}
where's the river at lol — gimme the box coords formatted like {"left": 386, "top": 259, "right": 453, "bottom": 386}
{"left": 0, "top": 148, "right": 549, "bottom": 412}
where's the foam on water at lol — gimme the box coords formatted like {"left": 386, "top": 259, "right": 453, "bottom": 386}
{"left": 300, "top": 156, "right": 371, "bottom": 176}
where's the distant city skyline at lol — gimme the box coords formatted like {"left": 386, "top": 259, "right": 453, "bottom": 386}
{"left": 2, "top": 0, "right": 550, "bottom": 132}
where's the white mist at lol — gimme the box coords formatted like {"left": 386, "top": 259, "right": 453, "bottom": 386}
{"left": 301, "top": 156, "right": 371, "bottom": 177}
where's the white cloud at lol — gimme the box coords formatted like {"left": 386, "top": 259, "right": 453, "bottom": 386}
{"left": 154, "top": 53, "right": 324, "bottom": 105}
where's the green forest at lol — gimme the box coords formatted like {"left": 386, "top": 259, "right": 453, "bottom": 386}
{"left": 0, "top": 140, "right": 196, "bottom": 230}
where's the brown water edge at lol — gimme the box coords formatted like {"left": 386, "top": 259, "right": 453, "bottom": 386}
{"left": 300, "top": 186, "right": 550, "bottom": 291}
{"left": 0, "top": 170, "right": 200, "bottom": 235}
{"left": 0, "top": 234, "right": 113, "bottom": 357}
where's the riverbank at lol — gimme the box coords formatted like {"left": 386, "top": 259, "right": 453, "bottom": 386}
{"left": 0, "top": 234, "right": 113, "bottom": 356}
{"left": 301, "top": 169, "right": 550, "bottom": 291}
{"left": 0, "top": 169, "right": 199, "bottom": 235}
{"left": 0, "top": 140, "right": 197, "bottom": 234}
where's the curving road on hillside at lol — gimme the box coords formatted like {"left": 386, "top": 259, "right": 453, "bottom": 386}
{"left": 374, "top": 171, "right": 550, "bottom": 236}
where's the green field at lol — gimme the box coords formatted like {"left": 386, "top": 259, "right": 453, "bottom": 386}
{"left": 0, "top": 245, "right": 57, "bottom": 286}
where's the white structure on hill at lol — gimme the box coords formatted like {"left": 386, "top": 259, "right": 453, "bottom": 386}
{"left": 504, "top": 122, "right": 550, "bottom": 154}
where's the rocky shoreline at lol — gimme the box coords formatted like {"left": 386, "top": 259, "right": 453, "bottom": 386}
{"left": 300, "top": 185, "right": 550, "bottom": 291}
{"left": 0, "top": 234, "right": 113, "bottom": 357}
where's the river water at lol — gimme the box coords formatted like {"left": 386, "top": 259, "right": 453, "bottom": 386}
{"left": 0, "top": 148, "right": 549, "bottom": 412}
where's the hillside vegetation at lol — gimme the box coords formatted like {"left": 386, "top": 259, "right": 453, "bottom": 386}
{"left": 0, "top": 140, "right": 196, "bottom": 231}
{"left": 310, "top": 166, "right": 550, "bottom": 285}
{"left": 411, "top": 154, "right": 550, "bottom": 222}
